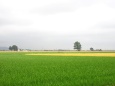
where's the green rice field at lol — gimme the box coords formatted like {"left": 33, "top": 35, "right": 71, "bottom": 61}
{"left": 0, "top": 52, "right": 115, "bottom": 86}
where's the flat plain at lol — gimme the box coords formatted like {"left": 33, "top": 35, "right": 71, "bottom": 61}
{"left": 0, "top": 51, "right": 115, "bottom": 86}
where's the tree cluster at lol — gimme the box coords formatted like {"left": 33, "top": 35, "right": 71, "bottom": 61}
{"left": 9, "top": 45, "right": 18, "bottom": 51}
{"left": 90, "top": 47, "right": 102, "bottom": 51}
{"left": 90, "top": 47, "right": 94, "bottom": 51}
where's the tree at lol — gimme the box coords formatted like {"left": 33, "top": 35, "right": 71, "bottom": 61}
{"left": 74, "top": 41, "right": 81, "bottom": 51}
{"left": 9, "top": 46, "right": 12, "bottom": 50}
{"left": 90, "top": 47, "right": 94, "bottom": 51}
{"left": 12, "top": 45, "right": 18, "bottom": 51}
{"left": 9, "top": 45, "right": 18, "bottom": 51}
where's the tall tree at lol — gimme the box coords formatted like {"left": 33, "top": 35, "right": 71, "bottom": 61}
{"left": 12, "top": 45, "right": 18, "bottom": 51}
{"left": 74, "top": 41, "right": 81, "bottom": 51}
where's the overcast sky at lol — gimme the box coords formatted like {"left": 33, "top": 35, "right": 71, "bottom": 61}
{"left": 0, "top": 0, "right": 115, "bottom": 50}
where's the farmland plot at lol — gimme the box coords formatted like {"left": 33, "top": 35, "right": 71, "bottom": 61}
{"left": 0, "top": 52, "right": 115, "bottom": 86}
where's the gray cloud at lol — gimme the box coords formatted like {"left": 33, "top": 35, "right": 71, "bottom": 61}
{"left": 0, "top": 7, "right": 32, "bottom": 26}
{"left": 0, "top": 18, "right": 32, "bottom": 26}
{"left": 96, "top": 21, "right": 115, "bottom": 29}
{"left": 0, "top": 0, "right": 115, "bottom": 50}
{"left": 31, "top": 3, "right": 75, "bottom": 15}
{"left": 0, "top": 30, "right": 115, "bottom": 50}
{"left": 105, "top": 0, "right": 115, "bottom": 8}
{"left": 31, "top": 0, "right": 97, "bottom": 15}
{"left": 0, "top": 18, "right": 12, "bottom": 26}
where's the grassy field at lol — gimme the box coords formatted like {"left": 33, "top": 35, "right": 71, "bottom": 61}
{"left": 0, "top": 52, "right": 115, "bottom": 86}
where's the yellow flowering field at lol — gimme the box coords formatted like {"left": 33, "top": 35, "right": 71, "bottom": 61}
{"left": 26, "top": 53, "right": 115, "bottom": 57}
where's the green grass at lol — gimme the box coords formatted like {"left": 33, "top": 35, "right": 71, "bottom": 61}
{"left": 0, "top": 52, "right": 115, "bottom": 86}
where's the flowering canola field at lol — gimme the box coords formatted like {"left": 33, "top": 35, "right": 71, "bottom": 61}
{"left": 26, "top": 53, "right": 115, "bottom": 57}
